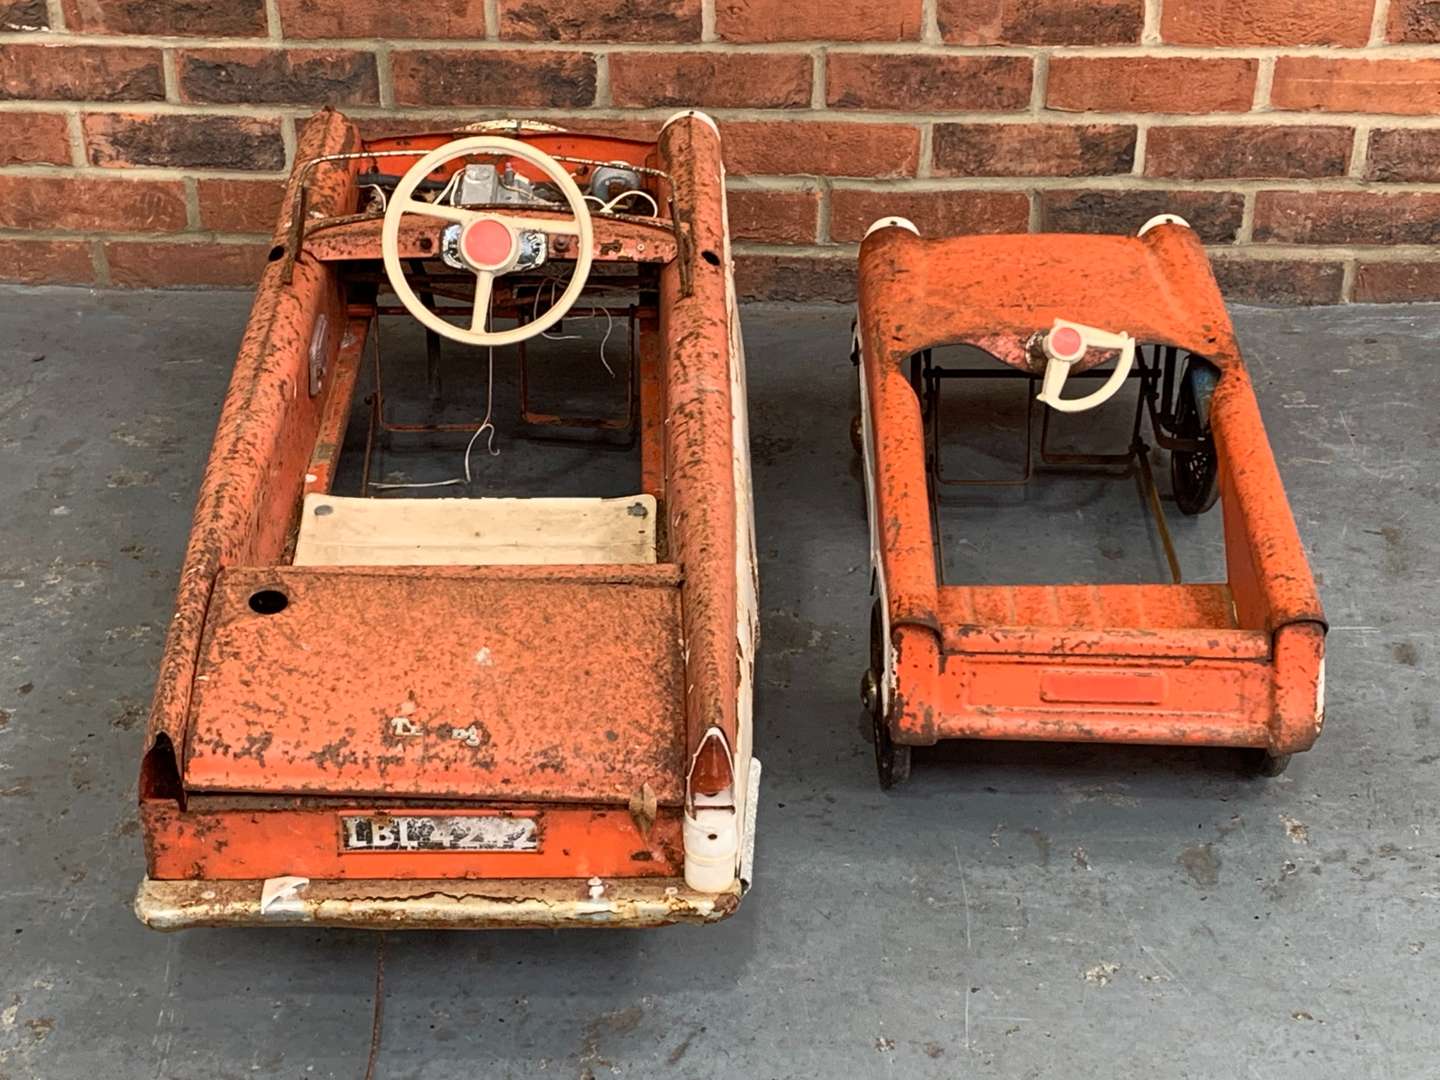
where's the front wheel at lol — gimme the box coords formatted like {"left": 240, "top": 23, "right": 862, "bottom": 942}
{"left": 867, "top": 601, "right": 911, "bottom": 789}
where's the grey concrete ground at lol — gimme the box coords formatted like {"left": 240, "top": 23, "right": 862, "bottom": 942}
{"left": 0, "top": 287, "right": 1436, "bottom": 1080}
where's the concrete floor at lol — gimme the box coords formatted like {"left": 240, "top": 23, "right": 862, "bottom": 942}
{"left": 1, "top": 287, "right": 1436, "bottom": 1079}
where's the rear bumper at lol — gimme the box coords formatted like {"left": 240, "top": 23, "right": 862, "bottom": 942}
{"left": 135, "top": 875, "right": 739, "bottom": 930}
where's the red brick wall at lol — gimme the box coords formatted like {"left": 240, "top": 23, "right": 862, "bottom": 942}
{"left": 2, "top": 0, "right": 1438, "bottom": 302}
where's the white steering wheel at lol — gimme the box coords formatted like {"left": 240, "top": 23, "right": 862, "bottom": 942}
{"left": 380, "top": 136, "right": 594, "bottom": 348}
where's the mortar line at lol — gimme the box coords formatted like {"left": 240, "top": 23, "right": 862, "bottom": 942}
{"left": 90, "top": 239, "right": 109, "bottom": 286}
{"left": 483, "top": 0, "right": 500, "bottom": 40}
{"left": 182, "top": 176, "right": 200, "bottom": 229}
{"left": 1253, "top": 56, "right": 1276, "bottom": 111}
{"left": 160, "top": 49, "right": 181, "bottom": 104}
{"left": 9, "top": 99, "right": 1434, "bottom": 128}
{"left": 374, "top": 45, "right": 394, "bottom": 109}
{"left": 593, "top": 53, "right": 611, "bottom": 109}
{"left": 1238, "top": 190, "right": 1256, "bottom": 243}
{"left": 263, "top": 0, "right": 282, "bottom": 40}
{"left": 1340, "top": 257, "right": 1359, "bottom": 300}
{"left": 1370, "top": 0, "right": 1393, "bottom": 46}
{"left": 921, "top": 0, "right": 940, "bottom": 44}
{"left": 1142, "top": 0, "right": 1162, "bottom": 45}
{"left": 64, "top": 109, "right": 86, "bottom": 167}
{"left": 6, "top": 31, "right": 1440, "bottom": 57}
{"left": 1349, "top": 122, "right": 1372, "bottom": 178}
{"left": 701, "top": 0, "right": 716, "bottom": 42}
{"left": 811, "top": 48, "right": 826, "bottom": 110}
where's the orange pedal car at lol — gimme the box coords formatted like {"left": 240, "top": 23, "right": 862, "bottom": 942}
{"left": 853, "top": 216, "right": 1326, "bottom": 787}
{"left": 134, "top": 109, "right": 759, "bottom": 929}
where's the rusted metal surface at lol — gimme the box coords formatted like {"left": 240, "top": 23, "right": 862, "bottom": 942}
{"left": 857, "top": 221, "right": 1326, "bottom": 766}
{"left": 184, "top": 565, "right": 686, "bottom": 804}
{"left": 142, "top": 801, "right": 685, "bottom": 880}
{"left": 303, "top": 213, "right": 676, "bottom": 264}
{"left": 139, "top": 109, "right": 754, "bottom": 924}
{"left": 136, "top": 875, "right": 738, "bottom": 931}
{"left": 657, "top": 116, "right": 745, "bottom": 796}
{"left": 143, "top": 108, "right": 359, "bottom": 792}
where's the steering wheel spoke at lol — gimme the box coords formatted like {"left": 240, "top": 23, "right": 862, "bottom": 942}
{"left": 470, "top": 271, "right": 494, "bottom": 334}
{"left": 394, "top": 196, "right": 475, "bottom": 226}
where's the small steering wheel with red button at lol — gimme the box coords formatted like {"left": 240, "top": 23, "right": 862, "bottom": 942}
{"left": 380, "top": 136, "right": 594, "bottom": 348}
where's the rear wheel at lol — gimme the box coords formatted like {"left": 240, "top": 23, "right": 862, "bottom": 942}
{"left": 866, "top": 601, "right": 911, "bottom": 789}
{"left": 1170, "top": 362, "right": 1220, "bottom": 515}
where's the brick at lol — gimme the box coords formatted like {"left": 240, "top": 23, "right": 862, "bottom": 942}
{"left": 391, "top": 50, "right": 596, "bottom": 107}
{"left": 0, "top": 112, "right": 72, "bottom": 166}
{"left": 827, "top": 54, "right": 1031, "bottom": 112}
{"left": 939, "top": 0, "right": 1141, "bottom": 44}
{"left": 62, "top": 0, "right": 266, "bottom": 35}
{"left": 829, "top": 188, "right": 1029, "bottom": 242}
{"left": 1047, "top": 57, "right": 1257, "bottom": 114}
{"left": 1352, "top": 262, "right": 1440, "bottom": 302}
{"left": 198, "top": 178, "right": 286, "bottom": 234}
{"left": 610, "top": 52, "right": 810, "bottom": 109}
{"left": 1, "top": 0, "right": 48, "bottom": 30}
{"left": 0, "top": 174, "right": 187, "bottom": 231}
{"left": 278, "top": 0, "right": 485, "bottom": 38}
{"left": 499, "top": 0, "right": 699, "bottom": 41}
{"left": 726, "top": 188, "right": 819, "bottom": 244}
{"left": 0, "top": 240, "right": 94, "bottom": 285}
{"left": 1254, "top": 191, "right": 1440, "bottom": 245}
{"left": 1210, "top": 257, "right": 1345, "bottom": 305}
{"left": 933, "top": 123, "right": 1135, "bottom": 178}
{"left": 717, "top": 0, "right": 921, "bottom": 41}
{"left": 735, "top": 253, "right": 856, "bottom": 301}
{"left": 1272, "top": 58, "right": 1440, "bottom": 116}
{"left": 0, "top": 44, "right": 163, "bottom": 102}
{"left": 1389, "top": 0, "right": 1440, "bottom": 42}
{"left": 1145, "top": 125, "right": 1352, "bottom": 180}
{"left": 722, "top": 121, "right": 919, "bottom": 178}
{"left": 1162, "top": 0, "right": 1371, "bottom": 45}
{"left": 1366, "top": 129, "right": 1440, "bottom": 182}
{"left": 1040, "top": 190, "right": 1245, "bottom": 243}
{"left": 105, "top": 241, "right": 268, "bottom": 287}
{"left": 84, "top": 114, "right": 286, "bottom": 171}
{"left": 178, "top": 49, "right": 378, "bottom": 106}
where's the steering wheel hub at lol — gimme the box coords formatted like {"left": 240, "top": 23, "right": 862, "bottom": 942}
{"left": 460, "top": 218, "right": 517, "bottom": 271}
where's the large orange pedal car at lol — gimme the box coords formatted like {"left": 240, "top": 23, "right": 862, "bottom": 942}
{"left": 853, "top": 216, "right": 1326, "bottom": 787}
{"left": 135, "top": 109, "right": 759, "bottom": 928}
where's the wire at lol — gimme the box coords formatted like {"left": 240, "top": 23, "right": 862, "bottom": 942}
{"left": 370, "top": 291, "right": 499, "bottom": 494}
{"left": 533, "top": 275, "right": 615, "bottom": 377}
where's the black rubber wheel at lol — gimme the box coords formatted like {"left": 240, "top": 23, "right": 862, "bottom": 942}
{"left": 1170, "top": 364, "right": 1220, "bottom": 515}
{"left": 1241, "top": 749, "right": 1292, "bottom": 777}
{"left": 867, "top": 601, "right": 911, "bottom": 789}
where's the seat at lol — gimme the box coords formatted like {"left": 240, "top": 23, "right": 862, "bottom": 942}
{"left": 292, "top": 493, "right": 658, "bottom": 567}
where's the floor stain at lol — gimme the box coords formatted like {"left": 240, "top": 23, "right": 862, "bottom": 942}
{"left": 1178, "top": 843, "right": 1222, "bottom": 888}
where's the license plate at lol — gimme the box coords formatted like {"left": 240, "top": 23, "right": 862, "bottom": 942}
{"left": 341, "top": 814, "right": 539, "bottom": 853}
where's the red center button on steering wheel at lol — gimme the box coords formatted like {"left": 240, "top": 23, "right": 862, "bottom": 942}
{"left": 1048, "top": 325, "right": 1084, "bottom": 360}
{"left": 460, "top": 219, "right": 516, "bottom": 269}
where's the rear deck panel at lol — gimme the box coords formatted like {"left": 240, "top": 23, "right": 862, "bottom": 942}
{"left": 183, "top": 565, "right": 687, "bottom": 805}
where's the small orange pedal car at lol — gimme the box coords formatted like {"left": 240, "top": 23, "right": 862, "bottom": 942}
{"left": 853, "top": 216, "right": 1326, "bottom": 787}
{"left": 134, "top": 109, "right": 759, "bottom": 928}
